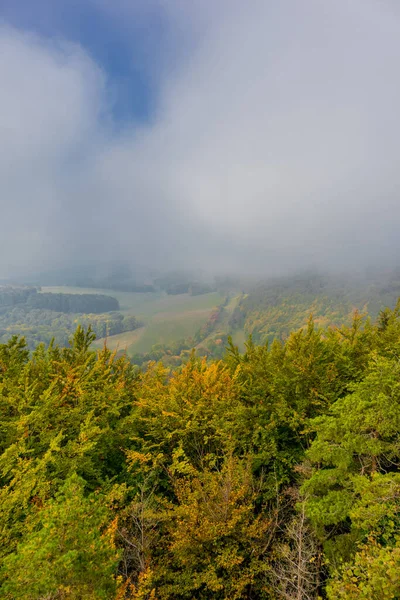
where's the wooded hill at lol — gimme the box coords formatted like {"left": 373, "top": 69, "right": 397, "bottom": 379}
{"left": 231, "top": 271, "right": 400, "bottom": 344}
{"left": 1, "top": 302, "right": 400, "bottom": 598}
{"left": 0, "top": 287, "right": 141, "bottom": 349}
{"left": 0, "top": 286, "right": 119, "bottom": 313}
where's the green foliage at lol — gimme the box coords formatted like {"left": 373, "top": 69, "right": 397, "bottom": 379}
{"left": 0, "top": 327, "right": 137, "bottom": 567}
{"left": 0, "top": 285, "right": 37, "bottom": 307}
{"left": 301, "top": 303, "right": 400, "bottom": 596}
{"left": 1, "top": 474, "right": 120, "bottom": 599}
{"left": 0, "top": 304, "right": 141, "bottom": 349}
{"left": 0, "top": 297, "right": 399, "bottom": 598}
{"left": 160, "top": 454, "right": 271, "bottom": 599}
{"left": 326, "top": 538, "right": 400, "bottom": 599}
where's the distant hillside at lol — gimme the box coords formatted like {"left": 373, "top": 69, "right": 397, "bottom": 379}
{"left": 229, "top": 271, "right": 400, "bottom": 345}
{"left": 0, "top": 286, "right": 140, "bottom": 349}
{"left": 3, "top": 270, "right": 400, "bottom": 362}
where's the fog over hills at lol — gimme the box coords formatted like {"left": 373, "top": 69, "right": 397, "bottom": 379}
{"left": 1, "top": 0, "right": 400, "bottom": 278}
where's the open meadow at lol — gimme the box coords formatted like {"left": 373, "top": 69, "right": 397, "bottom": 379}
{"left": 42, "top": 287, "right": 224, "bottom": 355}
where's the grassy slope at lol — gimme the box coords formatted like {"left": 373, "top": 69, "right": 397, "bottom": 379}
{"left": 92, "top": 327, "right": 146, "bottom": 352}
{"left": 43, "top": 287, "right": 224, "bottom": 356}
{"left": 129, "top": 309, "right": 213, "bottom": 354}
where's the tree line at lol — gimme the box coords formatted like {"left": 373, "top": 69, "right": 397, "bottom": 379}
{"left": 0, "top": 286, "right": 38, "bottom": 307}
{"left": 27, "top": 292, "right": 119, "bottom": 313}
{"left": 0, "top": 286, "right": 142, "bottom": 350}
{"left": 0, "top": 286, "right": 120, "bottom": 314}
{"left": 0, "top": 307, "right": 141, "bottom": 350}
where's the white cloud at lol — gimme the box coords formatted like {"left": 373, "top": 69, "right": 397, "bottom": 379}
{"left": 0, "top": 26, "right": 105, "bottom": 274}
{"left": 2, "top": 0, "right": 400, "bottom": 277}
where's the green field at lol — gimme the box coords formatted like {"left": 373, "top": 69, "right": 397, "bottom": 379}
{"left": 131, "top": 309, "right": 213, "bottom": 354}
{"left": 92, "top": 327, "right": 146, "bottom": 352}
{"left": 42, "top": 287, "right": 224, "bottom": 355}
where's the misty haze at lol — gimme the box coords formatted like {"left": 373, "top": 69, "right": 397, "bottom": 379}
{"left": 1, "top": 0, "right": 400, "bottom": 278}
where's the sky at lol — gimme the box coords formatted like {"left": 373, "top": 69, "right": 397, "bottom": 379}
{"left": 1, "top": 0, "right": 400, "bottom": 279}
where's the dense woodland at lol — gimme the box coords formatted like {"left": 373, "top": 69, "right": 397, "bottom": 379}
{"left": 1, "top": 301, "right": 400, "bottom": 598}
{"left": 0, "top": 287, "right": 140, "bottom": 349}
{"left": 0, "top": 287, "right": 120, "bottom": 314}
{"left": 0, "top": 308, "right": 141, "bottom": 349}
{"left": 231, "top": 272, "right": 400, "bottom": 344}
{"left": 26, "top": 293, "right": 120, "bottom": 314}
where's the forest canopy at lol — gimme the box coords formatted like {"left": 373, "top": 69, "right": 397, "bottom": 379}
{"left": 1, "top": 301, "right": 400, "bottom": 598}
